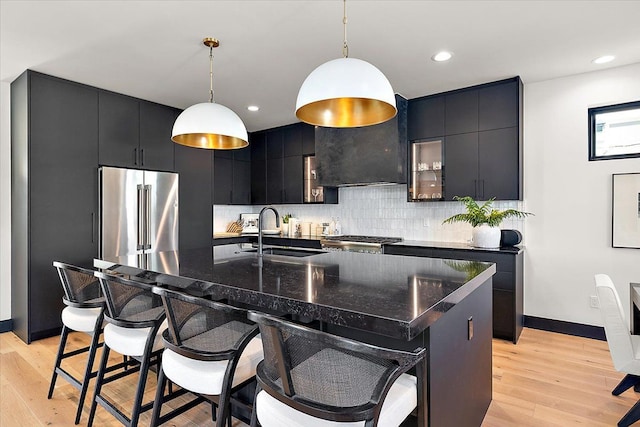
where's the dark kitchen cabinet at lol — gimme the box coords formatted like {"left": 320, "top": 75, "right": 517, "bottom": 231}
{"left": 213, "top": 147, "right": 251, "bottom": 205}
{"left": 443, "top": 133, "right": 479, "bottom": 199}
{"left": 383, "top": 243, "right": 524, "bottom": 343}
{"left": 445, "top": 90, "right": 478, "bottom": 135}
{"left": 408, "top": 77, "right": 523, "bottom": 201}
{"left": 213, "top": 154, "right": 233, "bottom": 204}
{"left": 266, "top": 129, "right": 284, "bottom": 204}
{"left": 139, "top": 101, "right": 178, "bottom": 171}
{"left": 232, "top": 160, "right": 251, "bottom": 204}
{"left": 408, "top": 95, "right": 445, "bottom": 141}
{"left": 175, "top": 144, "right": 212, "bottom": 251}
{"left": 11, "top": 70, "right": 99, "bottom": 343}
{"left": 250, "top": 131, "right": 267, "bottom": 204}
{"left": 283, "top": 155, "right": 303, "bottom": 203}
{"left": 99, "top": 91, "right": 175, "bottom": 171}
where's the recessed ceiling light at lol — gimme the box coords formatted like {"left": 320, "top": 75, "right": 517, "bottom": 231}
{"left": 432, "top": 51, "right": 453, "bottom": 62}
{"left": 592, "top": 55, "right": 615, "bottom": 64}
{"left": 247, "top": 105, "right": 260, "bottom": 112}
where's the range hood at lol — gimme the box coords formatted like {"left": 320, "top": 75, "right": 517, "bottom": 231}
{"left": 314, "top": 94, "right": 408, "bottom": 187}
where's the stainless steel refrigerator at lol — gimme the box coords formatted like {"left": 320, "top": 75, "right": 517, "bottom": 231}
{"left": 99, "top": 166, "right": 179, "bottom": 272}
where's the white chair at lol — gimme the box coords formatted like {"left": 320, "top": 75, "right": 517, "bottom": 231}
{"left": 150, "top": 287, "right": 263, "bottom": 427}
{"left": 87, "top": 271, "right": 167, "bottom": 427}
{"left": 248, "top": 311, "right": 427, "bottom": 427}
{"left": 595, "top": 273, "right": 640, "bottom": 427}
{"left": 48, "top": 262, "right": 105, "bottom": 424}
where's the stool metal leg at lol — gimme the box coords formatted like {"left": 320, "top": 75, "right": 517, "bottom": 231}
{"left": 129, "top": 351, "right": 153, "bottom": 427}
{"left": 74, "top": 320, "right": 103, "bottom": 424}
{"left": 48, "top": 325, "right": 71, "bottom": 399}
{"left": 87, "top": 344, "right": 110, "bottom": 427}
{"left": 150, "top": 365, "right": 167, "bottom": 426}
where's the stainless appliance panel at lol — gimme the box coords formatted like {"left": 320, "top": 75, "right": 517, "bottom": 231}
{"left": 144, "top": 171, "right": 179, "bottom": 253}
{"left": 100, "top": 167, "right": 144, "bottom": 258}
{"left": 100, "top": 167, "right": 179, "bottom": 261}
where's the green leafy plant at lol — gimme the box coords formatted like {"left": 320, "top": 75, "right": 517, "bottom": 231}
{"left": 442, "top": 196, "right": 532, "bottom": 227}
{"left": 444, "top": 260, "right": 491, "bottom": 280}
{"left": 282, "top": 213, "right": 292, "bottom": 224}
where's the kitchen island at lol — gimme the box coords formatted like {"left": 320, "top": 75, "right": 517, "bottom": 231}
{"left": 95, "top": 245, "right": 496, "bottom": 426}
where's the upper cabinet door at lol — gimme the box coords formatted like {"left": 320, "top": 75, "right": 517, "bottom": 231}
{"left": 445, "top": 90, "right": 478, "bottom": 135}
{"left": 301, "top": 123, "right": 316, "bottom": 155}
{"left": 139, "top": 101, "right": 177, "bottom": 171}
{"left": 408, "top": 95, "right": 445, "bottom": 140}
{"left": 250, "top": 131, "right": 267, "bottom": 204}
{"left": 479, "top": 81, "right": 519, "bottom": 131}
{"left": 282, "top": 124, "right": 303, "bottom": 157}
{"left": 98, "top": 91, "right": 139, "bottom": 168}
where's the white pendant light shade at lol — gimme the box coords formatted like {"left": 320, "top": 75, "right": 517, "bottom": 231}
{"left": 172, "top": 102, "right": 248, "bottom": 149}
{"left": 296, "top": 57, "right": 397, "bottom": 128}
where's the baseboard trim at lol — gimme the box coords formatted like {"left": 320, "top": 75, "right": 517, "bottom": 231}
{"left": 0, "top": 319, "right": 13, "bottom": 333}
{"left": 524, "top": 315, "right": 605, "bottom": 341}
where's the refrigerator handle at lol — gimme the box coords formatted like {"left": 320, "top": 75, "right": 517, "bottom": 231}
{"left": 145, "top": 185, "right": 152, "bottom": 250}
{"left": 137, "top": 184, "right": 144, "bottom": 250}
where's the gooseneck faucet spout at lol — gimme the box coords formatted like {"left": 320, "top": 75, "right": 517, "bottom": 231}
{"left": 258, "top": 206, "right": 280, "bottom": 266}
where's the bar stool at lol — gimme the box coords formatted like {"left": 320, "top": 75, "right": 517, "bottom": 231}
{"left": 150, "top": 287, "right": 263, "bottom": 427}
{"left": 48, "top": 261, "right": 105, "bottom": 424}
{"left": 87, "top": 271, "right": 167, "bottom": 427}
{"left": 248, "top": 311, "right": 427, "bottom": 427}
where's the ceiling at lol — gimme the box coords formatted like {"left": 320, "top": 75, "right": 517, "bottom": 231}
{"left": 2, "top": 1, "right": 640, "bottom": 132}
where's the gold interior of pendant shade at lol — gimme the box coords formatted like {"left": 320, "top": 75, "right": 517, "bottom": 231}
{"left": 296, "top": 97, "right": 397, "bottom": 128}
{"left": 172, "top": 133, "right": 248, "bottom": 150}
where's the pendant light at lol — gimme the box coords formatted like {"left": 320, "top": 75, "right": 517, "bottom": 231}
{"left": 172, "top": 38, "right": 248, "bottom": 149}
{"left": 295, "top": 0, "right": 397, "bottom": 128}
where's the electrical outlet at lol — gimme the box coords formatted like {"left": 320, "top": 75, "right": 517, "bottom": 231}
{"left": 423, "top": 218, "right": 430, "bottom": 227}
{"left": 590, "top": 295, "right": 600, "bottom": 308}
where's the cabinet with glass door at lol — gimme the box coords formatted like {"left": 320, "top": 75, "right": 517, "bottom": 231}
{"left": 409, "top": 139, "right": 443, "bottom": 201}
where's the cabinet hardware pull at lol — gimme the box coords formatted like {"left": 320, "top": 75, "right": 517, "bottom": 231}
{"left": 140, "top": 148, "right": 144, "bottom": 166}
{"left": 134, "top": 148, "right": 138, "bottom": 165}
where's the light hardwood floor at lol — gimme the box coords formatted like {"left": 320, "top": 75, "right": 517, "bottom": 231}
{"left": 0, "top": 327, "right": 635, "bottom": 426}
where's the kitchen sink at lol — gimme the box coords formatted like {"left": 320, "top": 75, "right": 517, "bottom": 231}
{"left": 245, "top": 248, "right": 325, "bottom": 257}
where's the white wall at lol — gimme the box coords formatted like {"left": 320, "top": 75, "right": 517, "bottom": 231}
{"left": 524, "top": 63, "right": 640, "bottom": 326}
{"left": 1, "top": 81, "right": 11, "bottom": 321}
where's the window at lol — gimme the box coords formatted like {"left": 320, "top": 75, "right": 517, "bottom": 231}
{"left": 589, "top": 100, "right": 640, "bottom": 161}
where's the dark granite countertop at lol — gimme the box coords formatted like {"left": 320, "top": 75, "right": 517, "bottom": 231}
{"left": 385, "top": 240, "right": 524, "bottom": 254}
{"left": 213, "top": 233, "right": 523, "bottom": 254}
{"left": 95, "top": 246, "right": 496, "bottom": 340}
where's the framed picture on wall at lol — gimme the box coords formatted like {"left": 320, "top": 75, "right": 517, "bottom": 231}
{"left": 589, "top": 100, "right": 640, "bottom": 161}
{"left": 612, "top": 173, "right": 640, "bottom": 249}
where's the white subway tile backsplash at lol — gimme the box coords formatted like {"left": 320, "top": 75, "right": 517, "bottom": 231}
{"left": 213, "top": 184, "right": 526, "bottom": 243}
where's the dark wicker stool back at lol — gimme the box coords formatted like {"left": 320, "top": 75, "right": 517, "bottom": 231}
{"left": 248, "top": 311, "right": 427, "bottom": 425}
{"left": 54, "top": 261, "right": 102, "bottom": 305}
{"left": 150, "top": 288, "right": 260, "bottom": 427}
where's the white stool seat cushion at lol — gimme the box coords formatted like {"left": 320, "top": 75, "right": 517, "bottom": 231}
{"left": 161, "top": 335, "right": 263, "bottom": 396}
{"left": 104, "top": 319, "right": 168, "bottom": 357}
{"left": 256, "top": 372, "right": 417, "bottom": 427}
{"left": 61, "top": 306, "right": 102, "bottom": 333}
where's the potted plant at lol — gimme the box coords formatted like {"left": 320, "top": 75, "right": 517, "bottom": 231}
{"left": 442, "top": 196, "right": 532, "bottom": 248}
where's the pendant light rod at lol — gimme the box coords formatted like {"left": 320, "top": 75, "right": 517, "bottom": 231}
{"left": 342, "top": 0, "right": 349, "bottom": 58}
{"left": 203, "top": 37, "right": 219, "bottom": 103}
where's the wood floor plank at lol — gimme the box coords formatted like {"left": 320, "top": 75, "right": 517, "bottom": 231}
{"left": 0, "top": 383, "right": 42, "bottom": 427}
{"left": 2, "top": 327, "right": 639, "bottom": 426}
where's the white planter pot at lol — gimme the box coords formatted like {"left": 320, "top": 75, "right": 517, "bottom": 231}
{"left": 281, "top": 223, "right": 289, "bottom": 236}
{"left": 472, "top": 225, "right": 501, "bottom": 248}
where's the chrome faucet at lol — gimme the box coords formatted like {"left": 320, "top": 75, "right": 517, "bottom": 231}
{"left": 257, "top": 206, "right": 280, "bottom": 266}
